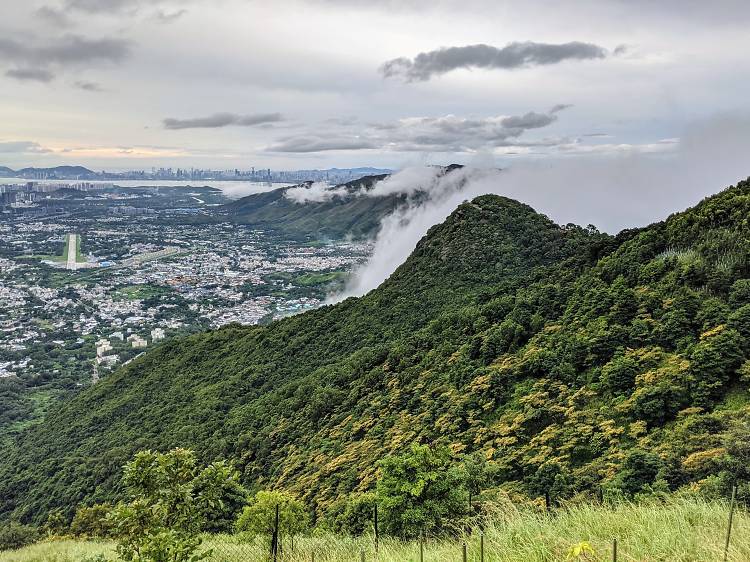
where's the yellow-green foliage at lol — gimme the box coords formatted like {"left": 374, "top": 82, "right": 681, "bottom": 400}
{"left": 3, "top": 498, "right": 750, "bottom": 562}
{"left": 4, "top": 181, "right": 750, "bottom": 524}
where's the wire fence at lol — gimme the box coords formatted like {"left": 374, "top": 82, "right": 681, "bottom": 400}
{"left": 200, "top": 486, "right": 742, "bottom": 562}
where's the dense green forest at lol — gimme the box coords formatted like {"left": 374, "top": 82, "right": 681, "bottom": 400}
{"left": 2, "top": 178, "right": 750, "bottom": 526}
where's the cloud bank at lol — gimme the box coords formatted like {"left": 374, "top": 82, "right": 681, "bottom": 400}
{"left": 381, "top": 41, "right": 609, "bottom": 81}
{"left": 268, "top": 136, "right": 376, "bottom": 152}
{"left": 163, "top": 112, "right": 284, "bottom": 130}
{"left": 0, "top": 141, "right": 52, "bottom": 154}
{"left": 268, "top": 105, "right": 569, "bottom": 153}
{"left": 284, "top": 181, "right": 350, "bottom": 203}
{"left": 0, "top": 34, "right": 131, "bottom": 82}
{"left": 332, "top": 112, "right": 750, "bottom": 300}
{"left": 5, "top": 68, "right": 55, "bottom": 83}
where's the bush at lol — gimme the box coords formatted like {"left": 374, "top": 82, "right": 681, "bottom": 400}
{"left": 377, "top": 444, "right": 469, "bottom": 539}
{"left": 322, "top": 492, "right": 376, "bottom": 536}
{"left": 43, "top": 509, "right": 69, "bottom": 536}
{"left": 235, "top": 490, "right": 308, "bottom": 537}
{"left": 70, "top": 503, "right": 114, "bottom": 538}
{"left": 193, "top": 460, "right": 248, "bottom": 533}
{"left": 0, "top": 522, "right": 39, "bottom": 551}
{"left": 611, "top": 450, "right": 663, "bottom": 496}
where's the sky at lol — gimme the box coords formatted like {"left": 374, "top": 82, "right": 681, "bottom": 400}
{"left": 1, "top": 0, "right": 750, "bottom": 175}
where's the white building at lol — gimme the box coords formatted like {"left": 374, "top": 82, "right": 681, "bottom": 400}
{"left": 127, "top": 334, "right": 147, "bottom": 349}
{"left": 96, "top": 354, "right": 119, "bottom": 367}
{"left": 151, "top": 327, "right": 165, "bottom": 342}
{"left": 96, "top": 338, "right": 113, "bottom": 356}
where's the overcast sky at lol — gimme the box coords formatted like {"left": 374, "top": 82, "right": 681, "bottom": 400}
{"left": 1, "top": 0, "right": 750, "bottom": 172}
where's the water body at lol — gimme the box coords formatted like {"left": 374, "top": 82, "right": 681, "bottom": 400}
{"left": 0, "top": 178, "right": 292, "bottom": 200}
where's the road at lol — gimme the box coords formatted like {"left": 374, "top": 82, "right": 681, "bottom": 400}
{"left": 66, "top": 234, "right": 78, "bottom": 271}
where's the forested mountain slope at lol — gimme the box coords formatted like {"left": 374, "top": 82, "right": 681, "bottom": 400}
{"left": 3, "top": 178, "right": 750, "bottom": 525}
{"left": 223, "top": 174, "right": 401, "bottom": 239}
{"left": 1, "top": 193, "right": 602, "bottom": 523}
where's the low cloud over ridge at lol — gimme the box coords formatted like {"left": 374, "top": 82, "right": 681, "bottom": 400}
{"left": 163, "top": 112, "right": 284, "bottom": 130}
{"left": 381, "top": 41, "right": 609, "bottom": 81}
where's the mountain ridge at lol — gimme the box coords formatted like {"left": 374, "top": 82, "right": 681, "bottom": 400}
{"left": 2, "top": 178, "right": 750, "bottom": 524}
{"left": 223, "top": 173, "right": 399, "bottom": 239}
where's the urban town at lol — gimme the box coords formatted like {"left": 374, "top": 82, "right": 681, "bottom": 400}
{"left": 0, "top": 180, "right": 370, "bottom": 444}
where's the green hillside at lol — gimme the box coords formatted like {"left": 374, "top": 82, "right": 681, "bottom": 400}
{"left": 223, "top": 173, "right": 404, "bottom": 239}
{"left": 3, "top": 178, "right": 750, "bottom": 525}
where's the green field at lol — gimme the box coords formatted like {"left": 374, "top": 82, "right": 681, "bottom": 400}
{"left": 294, "top": 271, "right": 348, "bottom": 287}
{"left": 19, "top": 234, "right": 84, "bottom": 265}
{"left": 2, "top": 498, "right": 749, "bottom": 561}
{"left": 111, "top": 284, "right": 171, "bottom": 301}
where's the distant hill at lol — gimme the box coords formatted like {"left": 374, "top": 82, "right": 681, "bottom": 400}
{"left": 14, "top": 166, "right": 97, "bottom": 179}
{"left": 0, "top": 166, "right": 15, "bottom": 177}
{"left": 223, "top": 167, "right": 467, "bottom": 239}
{"left": 2, "top": 176, "right": 750, "bottom": 526}
{"left": 223, "top": 173, "right": 397, "bottom": 239}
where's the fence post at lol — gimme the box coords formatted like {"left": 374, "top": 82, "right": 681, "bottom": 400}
{"left": 311, "top": 552, "right": 315, "bottom": 562}
{"left": 419, "top": 538, "right": 424, "bottom": 562}
{"left": 271, "top": 503, "right": 279, "bottom": 562}
{"left": 480, "top": 532, "right": 484, "bottom": 562}
{"left": 462, "top": 541, "right": 467, "bottom": 562}
{"left": 612, "top": 538, "right": 617, "bottom": 562}
{"left": 724, "top": 485, "right": 737, "bottom": 562}
{"left": 374, "top": 504, "right": 379, "bottom": 555}
{"left": 545, "top": 491, "right": 551, "bottom": 511}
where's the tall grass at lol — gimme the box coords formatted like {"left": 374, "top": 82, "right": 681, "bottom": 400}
{"left": 2, "top": 498, "right": 747, "bottom": 561}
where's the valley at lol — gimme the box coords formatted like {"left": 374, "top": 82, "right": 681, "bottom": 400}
{"left": 0, "top": 181, "right": 373, "bottom": 447}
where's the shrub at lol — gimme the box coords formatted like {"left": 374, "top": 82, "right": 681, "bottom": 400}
{"left": 377, "top": 444, "right": 469, "bottom": 539}
{"left": 611, "top": 450, "right": 663, "bottom": 496}
{"left": 70, "top": 503, "right": 114, "bottom": 538}
{"left": 0, "top": 522, "right": 39, "bottom": 551}
{"left": 235, "top": 490, "right": 308, "bottom": 537}
{"left": 192, "top": 460, "right": 248, "bottom": 533}
{"left": 43, "top": 509, "right": 69, "bottom": 536}
{"left": 322, "top": 492, "right": 376, "bottom": 536}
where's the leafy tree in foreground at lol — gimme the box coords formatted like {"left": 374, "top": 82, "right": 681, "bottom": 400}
{"left": 109, "top": 448, "right": 247, "bottom": 562}
{"left": 235, "top": 490, "right": 308, "bottom": 537}
{"left": 377, "top": 444, "right": 469, "bottom": 538}
{"left": 321, "top": 492, "right": 377, "bottom": 536}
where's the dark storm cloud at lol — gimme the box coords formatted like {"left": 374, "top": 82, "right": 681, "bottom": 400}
{"left": 62, "top": 0, "right": 136, "bottom": 14}
{"left": 268, "top": 106, "right": 569, "bottom": 153}
{"left": 267, "top": 136, "right": 377, "bottom": 152}
{"left": 5, "top": 68, "right": 55, "bottom": 82}
{"left": 163, "top": 112, "right": 285, "bottom": 130}
{"left": 381, "top": 41, "right": 608, "bottom": 81}
{"left": 53, "top": 0, "right": 194, "bottom": 17}
{"left": 0, "top": 35, "right": 131, "bottom": 68}
{"left": 500, "top": 111, "right": 557, "bottom": 129}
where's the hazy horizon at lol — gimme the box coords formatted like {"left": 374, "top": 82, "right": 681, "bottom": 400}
{"left": 2, "top": 1, "right": 749, "bottom": 171}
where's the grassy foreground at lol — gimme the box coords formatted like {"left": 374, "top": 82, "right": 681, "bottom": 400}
{"left": 1, "top": 498, "right": 748, "bottom": 562}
